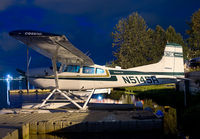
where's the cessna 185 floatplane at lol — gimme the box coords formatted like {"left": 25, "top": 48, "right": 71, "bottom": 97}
{"left": 9, "top": 30, "right": 184, "bottom": 109}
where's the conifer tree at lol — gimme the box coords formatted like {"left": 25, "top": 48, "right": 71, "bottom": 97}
{"left": 186, "top": 8, "right": 200, "bottom": 58}
{"left": 112, "top": 12, "right": 151, "bottom": 68}
{"left": 166, "top": 26, "right": 184, "bottom": 45}
{"left": 112, "top": 13, "right": 187, "bottom": 68}
{"left": 149, "top": 25, "right": 166, "bottom": 63}
{"left": 166, "top": 26, "right": 188, "bottom": 59}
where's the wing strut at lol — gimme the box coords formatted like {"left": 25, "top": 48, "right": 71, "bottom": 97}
{"left": 52, "top": 45, "right": 59, "bottom": 89}
{"left": 52, "top": 56, "right": 59, "bottom": 89}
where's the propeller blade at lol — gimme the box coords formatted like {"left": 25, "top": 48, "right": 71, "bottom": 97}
{"left": 16, "top": 68, "right": 25, "bottom": 76}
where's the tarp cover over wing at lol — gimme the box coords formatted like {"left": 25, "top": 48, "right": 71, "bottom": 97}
{"left": 9, "top": 30, "right": 94, "bottom": 65}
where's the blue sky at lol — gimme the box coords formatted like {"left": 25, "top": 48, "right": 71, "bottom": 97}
{"left": 0, "top": 0, "right": 200, "bottom": 76}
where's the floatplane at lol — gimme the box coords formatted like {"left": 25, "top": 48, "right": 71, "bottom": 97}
{"left": 9, "top": 30, "right": 184, "bottom": 109}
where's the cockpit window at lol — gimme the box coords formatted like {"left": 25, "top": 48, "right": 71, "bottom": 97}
{"left": 96, "top": 68, "right": 105, "bottom": 74}
{"left": 82, "top": 66, "right": 95, "bottom": 74}
{"left": 64, "top": 65, "right": 80, "bottom": 73}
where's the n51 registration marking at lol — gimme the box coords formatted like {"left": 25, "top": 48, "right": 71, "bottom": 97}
{"left": 122, "top": 76, "right": 159, "bottom": 84}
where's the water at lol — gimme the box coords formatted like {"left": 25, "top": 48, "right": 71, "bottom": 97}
{"left": 0, "top": 81, "right": 8, "bottom": 108}
{"left": 0, "top": 80, "right": 42, "bottom": 109}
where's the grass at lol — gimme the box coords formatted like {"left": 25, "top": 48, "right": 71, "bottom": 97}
{"left": 125, "top": 84, "right": 175, "bottom": 92}
{"left": 188, "top": 66, "right": 200, "bottom": 72}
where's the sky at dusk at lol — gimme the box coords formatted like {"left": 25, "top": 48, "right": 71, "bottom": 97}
{"left": 0, "top": 0, "right": 200, "bottom": 76}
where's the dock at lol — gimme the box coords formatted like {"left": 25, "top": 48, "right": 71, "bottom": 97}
{"left": 0, "top": 108, "right": 162, "bottom": 139}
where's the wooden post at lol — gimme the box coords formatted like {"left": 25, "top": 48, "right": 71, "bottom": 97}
{"left": 184, "top": 80, "right": 190, "bottom": 107}
{"left": 175, "top": 82, "right": 180, "bottom": 92}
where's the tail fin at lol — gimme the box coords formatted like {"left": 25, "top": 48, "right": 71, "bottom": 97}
{"left": 159, "top": 43, "right": 184, "bottom": 77}
{"left": 130, "top": 43, "right": 184, "bottom": 78}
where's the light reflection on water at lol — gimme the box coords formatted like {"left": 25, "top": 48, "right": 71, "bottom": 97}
{"left": 0, "top": 80, "right": 11, "bottom": 108}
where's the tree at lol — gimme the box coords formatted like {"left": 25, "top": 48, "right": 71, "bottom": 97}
{"left": 166, "top": 26, "right": 184, "bottom": 45}
{"left": 112, "top": 12, "right": 187, "bottom": 68}
{"left": 112, "top": 12, "right": 152, "bottom": 68}
{"left": 165, "top": 26, "right": 188, "bottom": 59}
{"left": 148, "top": 25, "right": 166, "bottom": 63}
{"left": 186, "top": 8, "right": 200, "bottom": 58}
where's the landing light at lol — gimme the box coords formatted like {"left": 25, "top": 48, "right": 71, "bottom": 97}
{"left": 97, "top": 95, "right": 103, "bottom": 101}
{"left": 6, "top": 74, "right": 13, "bottom": 82}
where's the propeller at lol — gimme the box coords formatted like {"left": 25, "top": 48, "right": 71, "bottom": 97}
{"left": 16, "top": 68, "right": 29, "bottom": 92}
{"left": 16, "top": 68, "right": 25, "bottom": 76}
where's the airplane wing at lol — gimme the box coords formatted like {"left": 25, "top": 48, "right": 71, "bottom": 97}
{"left": 9, "top": 30, "right": 94, "bottom": 65}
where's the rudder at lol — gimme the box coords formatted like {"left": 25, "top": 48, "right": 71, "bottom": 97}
{"left": 159, "top": 43, "right": 184, "bottom": 77}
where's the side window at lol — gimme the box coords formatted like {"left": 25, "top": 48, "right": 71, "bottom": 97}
{"left": 96, "top": 68, "right": 105, "bottom": 74}
{"left": 82, "top": 66, "right": 95, "bottom": 74}
{"left": 64, "top": 65, "right": 80, "bottom": 73}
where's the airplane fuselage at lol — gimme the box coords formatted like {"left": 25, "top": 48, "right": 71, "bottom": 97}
{"left": 28, "top": 64, "right": 182, "bottom": 90}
